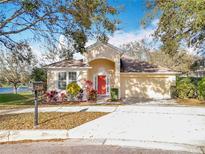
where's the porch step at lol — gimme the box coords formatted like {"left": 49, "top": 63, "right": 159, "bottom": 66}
{"left": 97, "top": 96, "right": 110, "bottom": 104}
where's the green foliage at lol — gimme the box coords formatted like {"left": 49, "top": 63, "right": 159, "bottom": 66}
{"left": 88, "top": 89, "right": 97, "bottom": 102}
{"left": 66, "top": 82, "right": 81, "bottom": 99}
{"left": 22, "top": 0, "right": 39, "bottom": 12}
{"left": 176, "top": 78, "right": 196, "bottom": 99}
{"left": 144, "top": 0, "right": 205, "bottom": 54}
{"left": 31, "top": 67, "right": 47, "bottom": 82}
{"left": 0, "top": 0, "right": 119, "bottom": 56}
{"left": 0, "top": 92, "right": 33, "bottom": 105}
{"left": 110, "top": 88, "right": 119, "bottom": 101}
{"left": 198, "top": 77, "right": 205, "bottom": 100}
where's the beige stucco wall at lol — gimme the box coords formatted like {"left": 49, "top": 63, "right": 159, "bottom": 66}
{"left": 47, "top": 69, "right": 56, "bottom": 90}
{"left": 47, "top": 42, "right": 177, "bottom": 100}
{"left": 47, "top": 68, "right": 88, "bottom": 90}
{"left": 85, "top": 43, "right": 121, "bottom": 94}
{"left": 88, "top": 59, "right": 115, "bottom": 87}
{"left": 120, "top": 73, "right": 176, "bottom": 100}
{"left": 85, "top": 43, "right": 120, "bottom": 64}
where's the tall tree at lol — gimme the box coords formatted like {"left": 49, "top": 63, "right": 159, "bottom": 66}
{"left": 144, "top": 0, "right": 205, "bottom": 56}
{"left": 0, "top": 44, "right": 36, "bottom": 94}
{"left": 0, "top": 0, "right": 119, "bottom": 57}
{"left": 150, "top": 49, "right": 196, "bottom": 73}
{"left": 121, "top": 40, "right": 151, "bottom": 61}
{"left": 31, "top": 67, "right": 47, "bottom": 82}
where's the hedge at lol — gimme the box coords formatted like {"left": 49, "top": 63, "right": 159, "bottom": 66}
{"left": 175, "top": 77, "right": 205, "bottom": 99}
{"left": 110, "top": 88, "right": 119, "bottom": 101}
{"left": 198, "top": 77, "right": 205, "bottom": 100}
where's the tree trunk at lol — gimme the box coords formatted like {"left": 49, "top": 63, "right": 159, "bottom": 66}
{"left": 13, "top": 84, "right": 18, "bottom": 94}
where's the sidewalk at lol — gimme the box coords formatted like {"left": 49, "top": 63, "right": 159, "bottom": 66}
{"left": 0, "top": 106, "right": 117, "bottom": 115}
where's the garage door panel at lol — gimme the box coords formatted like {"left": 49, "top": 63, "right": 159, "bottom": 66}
{"left": 121, "top": 76, "right": 171, "bottom": 100}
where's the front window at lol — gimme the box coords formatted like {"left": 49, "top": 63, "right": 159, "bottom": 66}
{"left": 58, "top": 72, "right": 67, "bottom": 90}
{"left": 58, "top": 72, "right": 77, "bottom": 89}
{"left": 68, "top": 72, "right": 77, "bottom": 83}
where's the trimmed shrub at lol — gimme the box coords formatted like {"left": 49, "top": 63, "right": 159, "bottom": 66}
{"left": 88, "top": 89, "right": 97, "bottom": 102}
{"left": 198, "top": 77, "right": 205, "bottom": 100}
{"left": 110, "top": 88, "right": 119, "bottom": 101}
{"left": 66, "top": 82, "right": 81, "bottom": 100}
{"left": 176, "top": 78, "right": 196, "bottom": 99}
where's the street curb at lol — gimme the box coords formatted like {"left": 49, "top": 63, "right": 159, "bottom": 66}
{"left": 0, "top": 131, "right": 204, "bottom": 154}
{"left": 0, "top": 130, "right": 69, "bottom": 142}
{"left": 104, "top": 139, "right": 204, "bottom": 154}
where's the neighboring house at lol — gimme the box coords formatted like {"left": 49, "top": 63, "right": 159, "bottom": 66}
{"left": 45, "top": 41, "right": 179, "bottom": 100}
{"left": 180, "top": 58, "right": 205, "bottom": 78}
{"left": 190, "top": 58, "right": 205, "bottom": 77}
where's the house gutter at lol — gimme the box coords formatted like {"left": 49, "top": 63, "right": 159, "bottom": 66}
{"left": 44, "top": 67, "right": 92, "bottom": 70}
{"left": 120, "top": 72, "right": 181, "bottom": 75}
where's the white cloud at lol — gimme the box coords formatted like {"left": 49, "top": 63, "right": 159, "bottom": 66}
{"left": 109, "top": 29, "right": 155, "bottom": 47}
{"left": 86, "top": 28, "right": 156, "bottom": 48}
{"left": 30, "top": 45, "right": 43, "bottom": 58}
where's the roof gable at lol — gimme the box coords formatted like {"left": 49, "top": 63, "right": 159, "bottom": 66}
{"left": 85, "top": 41, "right": 121, "bottom": 62}
{"left": 86, "top": 41, "right": 123, "bottom": 54}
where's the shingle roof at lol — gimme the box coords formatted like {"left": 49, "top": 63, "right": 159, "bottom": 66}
{"left": 45, "top": 57, "right": 175, "bottom": 73}
{"left": 45, "top": 59, "right": 88, "bottom": 68}
{"left": 120, "top": 57, "right": 172, "bottom": 73}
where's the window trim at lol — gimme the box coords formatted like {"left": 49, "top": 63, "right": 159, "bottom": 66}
{"left": 68, "top": 72, "right": 77, "bottom": 83}
{"left": 58, "top": 72, "right": 67, "bottom": 90}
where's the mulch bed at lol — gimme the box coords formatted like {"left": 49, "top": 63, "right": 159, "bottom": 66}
{"left": 176, "top": 98, "right": 205, "bottom": 106}
{"left": 0, "top": 112, "right": 107, "bottom": 130}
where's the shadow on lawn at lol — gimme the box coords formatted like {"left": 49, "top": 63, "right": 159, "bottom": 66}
{"left": 0, "top": 93, "right": 33, "bottom": 105}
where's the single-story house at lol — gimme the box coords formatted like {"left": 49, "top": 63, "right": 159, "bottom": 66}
{"left": 45, "top": 41, "right": 179, "bottom": 100}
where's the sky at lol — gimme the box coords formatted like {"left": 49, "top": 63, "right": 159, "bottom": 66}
{"left": 86, "top": 0, "right": 157, "bottom": 47}
{"left": 75, "top": 0, "right": 159, "bottom": 59}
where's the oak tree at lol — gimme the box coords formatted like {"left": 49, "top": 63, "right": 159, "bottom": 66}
{"left": 144, "top": 0, "right": 205, "bottom": 55}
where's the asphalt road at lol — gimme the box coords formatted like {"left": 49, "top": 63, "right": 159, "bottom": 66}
{"left": 0, "top": 140, "right": 201, "bottom": 154}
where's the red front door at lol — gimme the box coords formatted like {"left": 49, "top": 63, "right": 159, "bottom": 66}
{"left": 98, "top": 75, "right": 106, "bottom": 94}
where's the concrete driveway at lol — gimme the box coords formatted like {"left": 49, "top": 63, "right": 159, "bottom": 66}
{"left": 68, "top": 105, "right": 205, "bottom": 153}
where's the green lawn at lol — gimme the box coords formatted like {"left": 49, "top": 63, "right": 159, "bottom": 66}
{"left": 0, "top": 92, "right": 34, "bottom": 110}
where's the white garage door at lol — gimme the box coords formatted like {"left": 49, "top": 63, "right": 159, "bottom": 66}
{"left": 120, "top": 75, "right": 175, "bottom": 100}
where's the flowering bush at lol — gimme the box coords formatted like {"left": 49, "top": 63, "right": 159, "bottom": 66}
{"left": 84, "top": 79, "right": 93, "bottom": 93}
{"left": 45, "top": 90, "right": 58, "bottom": 103}
{"left": 44, "top": 90, "right": 67, "bottom": 103}
{"left": 66, "top": 82, "right": 81, "bottom": 100}
{"left": 60, "top": 91, "right": 67, "bottom": 102}
{"left": 83, "top": 79, "right": 97, "bottom": 101}
{"left": 77, "top": 89, "right": 84, "bottom": 101}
